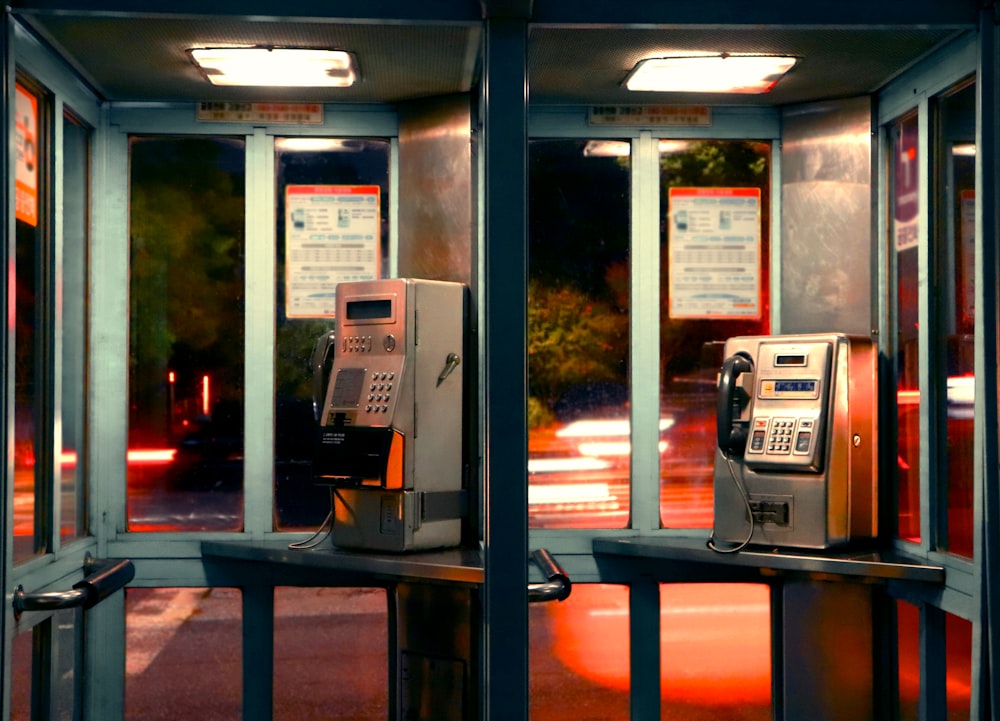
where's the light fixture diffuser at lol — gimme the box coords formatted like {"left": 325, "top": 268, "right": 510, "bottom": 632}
{"left": 188, "top": 47, "right": 357, "bottom": 88}
{"left": 625, "top": 54, "right": 797, "bottom": 94}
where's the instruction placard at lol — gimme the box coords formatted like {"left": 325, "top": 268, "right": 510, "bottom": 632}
{"left": 667, "top": 187, "right": 762, "bottom": 319}
{"left": 15, "top": 84, "right": 38, "bottom": 227}
{"left": 285, "top": 185, "right": 381, "bottom": 318}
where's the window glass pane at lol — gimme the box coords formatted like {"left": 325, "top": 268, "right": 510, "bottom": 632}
{"left": 126, "top": 588, "right": 241, "bottom": 720}
{"left": 659, "top": 141, "right": 771, "bottom": 528}
{"left": 530, "top": 584, "right": 629, "bottom": 720}
{"left": 934, "top": 80, "right": 976, "bottom": 558}
{"left": 52, "top": 608, "right": 83, "bottom": 720}
{"left": 896, "top": 599, "right": 919, "bottom": 721}
{"left": 12, "top": 627, "right": 32, "bottom": 719}
{"left": 273, "top": 588, "right": 388, "bottom": 719}
{"left": 889, "top": 112, "right": 921, "bottom": 543}
{"left": 661, "top": 584, "right": 771, "bottom": 719}
{"left": 13, "top": 79, "right": 47, "bottom": 563}
{"left": 127, "top": 137, "right": 246, "bottom": 532}
{"left": 61, "top": 109, "right": 90, "bottom": 541}
{"left": 946, "top": 613, "right": 972, "bottom": 719}
{"left": 272, "top": 138, "right": 390, "bottom": 531}
{"left": 527, "top": 139, "right": 631, "bottom": 530}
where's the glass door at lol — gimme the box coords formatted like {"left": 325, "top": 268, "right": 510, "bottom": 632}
{"left": 5, "top": 29, "right": 102, "bottom": 721}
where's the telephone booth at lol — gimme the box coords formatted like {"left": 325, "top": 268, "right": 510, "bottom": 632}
{"left": 3, "top": 3, "right": 997, "bottom": 720}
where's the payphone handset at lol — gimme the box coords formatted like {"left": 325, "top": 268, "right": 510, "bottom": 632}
{"left": 711, "top": 333, "right": 878, "bottom": 551}
{"left": 313, "top": 278, "right": 468, "bottom": 552}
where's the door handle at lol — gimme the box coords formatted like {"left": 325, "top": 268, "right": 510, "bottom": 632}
{"left": 527, "top": 548, "right": 572, "bottom": 603}
{"left": 437, "top": 352, "right": 461, "bottom": 387}
{"left": 13, "top": 554, "right": 135, "bottom": 619}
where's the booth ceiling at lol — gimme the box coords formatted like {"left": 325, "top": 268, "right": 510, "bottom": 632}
{"left": 10, "top": 0, "right": 978, "bottom": 106}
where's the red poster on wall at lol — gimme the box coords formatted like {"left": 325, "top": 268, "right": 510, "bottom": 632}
{"left": 14, "top": 83, "right": 38, "bottom": 227}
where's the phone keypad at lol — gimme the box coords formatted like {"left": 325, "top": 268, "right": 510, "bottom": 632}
{"left": 343, "top": 335, "right": 374, "bottom": 353}
{"left": 365, "top": 371, "right": 396, "bottom": 413}
{"left": 768, "top": 418, "right": 795, "bottom": 453}
{"left": 748, "top": 417, "right": 816, "bottom": 457}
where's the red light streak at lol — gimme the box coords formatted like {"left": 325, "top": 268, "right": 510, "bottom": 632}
{"left": 202, "top": 375, "right": 210, "bottom": 416}
{"left": 127, "top": 449, "right": 177, "bottom": 464}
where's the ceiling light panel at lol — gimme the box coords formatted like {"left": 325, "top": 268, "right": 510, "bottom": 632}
{"left": 625, "top": 55, "right": 797, "bottom": 94}
{"left": 189, "top": 47, "right": 358, "bottom": 87}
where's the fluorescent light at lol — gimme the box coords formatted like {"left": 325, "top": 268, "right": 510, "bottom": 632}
{"left": 583, "top": 139, "right": 694, "bottom": 157}
{"left": 189, "top": 47, "right": 357, "bottom": 88}
{"left": 275, "top": 138, "right": 360, "bottom": 152}
{"left": 625, "top": 55, "right": 797, "bottom": 94}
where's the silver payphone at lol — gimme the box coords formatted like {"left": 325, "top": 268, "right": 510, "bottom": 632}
{"left": 313, "top": 278, "right": 468, "bottom": 552}
{"left": 712, "top": 333, "right": 878, "bottom": 550}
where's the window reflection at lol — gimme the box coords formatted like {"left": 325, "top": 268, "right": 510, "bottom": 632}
{"left": 272, "top": 138, "right": 390, "bottom": 531}
{"left": 934, "top": 79, "right": 976, "bottom": 558}
{"left": 890, "top": 112, "right": 921, "bottom": 544}
{"left": 13, "top": 78, "right": 47, "bottom": 563}
{"left": 661, "top": 584, "right": 771, "bottom": 718}
{"left": 126, "top": 588, "right": 242, "bottom": 720}
{"left": 946, "top": 612, "right": 972, "bottom": 719}
{"left": 61, "top": 109, "right": 91, "bottom": 541}
{"left": 530, "top": 584, "right": 630, "bottom": 720}
{"left": 896, "top": 599, "right": 919, "bottom": 721}
{"left": 528, "top": 139, "right": 631, "bottom": 530}
{"left": 127, "top": 136, "right": 246, "bottom": 532}
{"left": 528, "top": 583, "right": 772, "bottom": 720}
{"left": 658, "top": 141, "right": 771, "bottom": 529}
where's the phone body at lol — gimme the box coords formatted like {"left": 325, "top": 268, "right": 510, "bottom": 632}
{"left": 313, "top": 278, "right": 468, "bottom": 552}
{"left": 713, "top": 333, "right": 878, "bottom": 550}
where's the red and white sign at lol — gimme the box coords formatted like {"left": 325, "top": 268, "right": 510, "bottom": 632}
{"left": 15, "top": 84, "right": 38, "bottom": 226}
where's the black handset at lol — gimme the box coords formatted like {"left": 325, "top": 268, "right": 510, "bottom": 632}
{"left": 717, "top": 352, "right": 754, "bottom": 456}
{"left": 311, "top": 330, "right": 337, "bottom": 423}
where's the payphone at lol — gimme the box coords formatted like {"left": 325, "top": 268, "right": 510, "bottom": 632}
{"left": 711, "top": 333, "right": 878, "bottom": 550}
{"left": 313, "top": 278, "right": 468, "bottom": 552}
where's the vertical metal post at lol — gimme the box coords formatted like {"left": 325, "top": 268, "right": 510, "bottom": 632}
{"left": 483, "top": 15, "right": 528, "bottom": 721}
{"left": 629, "top": 579, "right": 660, "bottom": 721}
{"left": 242, "top": 583, "right": 274, "bottom": 721}
{"left": 975, "top": 6, "right": 999, "bottom": 717}
{"left": 0, "top": 11, "right": 11, "bottom": 719}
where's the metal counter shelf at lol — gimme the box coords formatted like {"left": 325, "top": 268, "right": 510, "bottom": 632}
{"left": 592, "top": 536, "right": 945, "bottom": 585}
{"left": 201, "top": 539, "right": 484, "bottom": 586}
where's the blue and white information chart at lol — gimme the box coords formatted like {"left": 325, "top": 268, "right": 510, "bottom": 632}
{"left": 285, "top": 184, "right": 381, "bottom": 318}
{"left": 667, "top": 187, "right": 762, "bottom": 319}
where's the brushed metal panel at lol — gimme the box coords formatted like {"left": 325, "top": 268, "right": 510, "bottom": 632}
{"left": 782, "top": 581, "right": 874, "bottom": 721}
{"left": 397, "top": 95, "right": 474, "bottom": 286}
{"left": 780, "top": 97, "right": 874, "bottom": 335}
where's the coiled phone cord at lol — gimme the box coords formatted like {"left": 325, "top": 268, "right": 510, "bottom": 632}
{"left": 706, "top": 453, "right": 755, "bottom": 554}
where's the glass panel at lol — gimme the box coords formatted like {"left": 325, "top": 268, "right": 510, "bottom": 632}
{"left": 934, "top": 80, "right": 976, "bottom": 558}
{"left": 126, "top": 588, "right": 241, "bottom": 720}
{"left": 527, "top": 139, "right": 631, "bottom": 530}
{"left": 658, "top": 141, "right": 771, "bottom": 528}
{"left": 12, "top": 628, "right": 31, "bottom": 720}
{"left": 127, "top": 136, "right": 246, "bottom": 532}
{"left": 896, "top": 599, "right": 919, "bottom": 721}
{"left": 13, "top": 79, "right": 47, "bottom": 563}
{"left": 530, "top": 584, "right": 629, "bottom": 720}
{"left": 61, "top": 109, "right": 90, "bottom": 542}
{"left": 889, "top": 112, "right": 921, "bottom": 543}
{"left": 272, "top": 138, "right": 390, "bottom": 531}
{"left": 661, "top": 583, "right": 771, "bottom": 719}
{"left": 52, "top": 608, "right": 83, "bottom": 720}
{"left": 273, "top": 588, "right": 388, "bottom": 719}
{"left": 945, "top": 613, "right": 972, "bottom": 719}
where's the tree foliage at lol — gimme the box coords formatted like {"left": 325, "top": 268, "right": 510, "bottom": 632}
{"left": 527, "top": 277, "right": 627, "bottom": 420}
